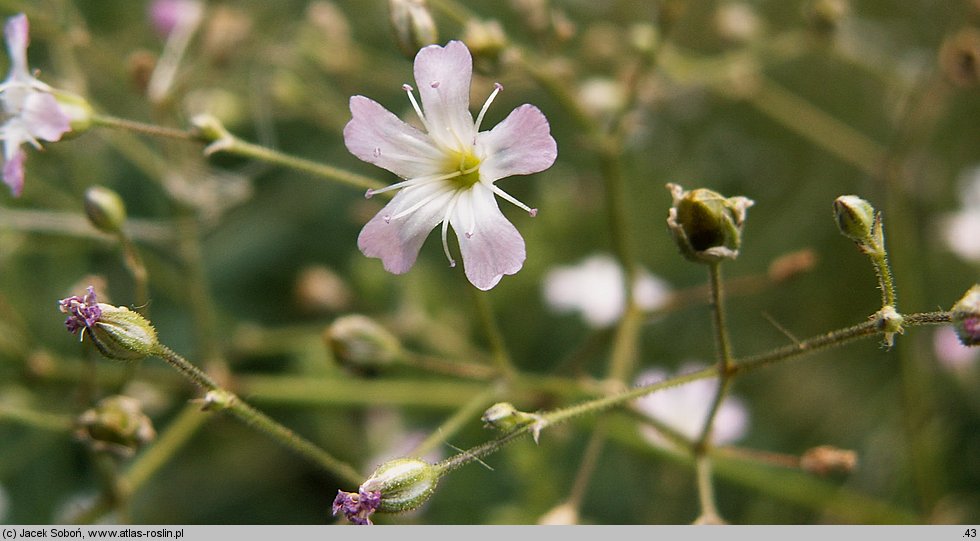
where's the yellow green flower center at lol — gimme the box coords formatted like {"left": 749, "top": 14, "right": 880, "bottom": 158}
{"left": 446, "top": 150, "right": 481, "bottom": 190}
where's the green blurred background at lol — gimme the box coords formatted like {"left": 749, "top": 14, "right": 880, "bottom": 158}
{"left": 0, "top": 0, "right": 978, "bottom": 525}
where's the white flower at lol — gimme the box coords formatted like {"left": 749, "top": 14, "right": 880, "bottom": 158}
{"left": 0, "top": 14, "right": 71, "bottom": 196}
{"left": 933, "top": 326, "right": 978, "bottom": 372}
{"left": 344, "top": 40, "right": 557, "bottom": 290}
{"left": 543, "top": 254, "right": 672, "bottom": 328}
{"left": 633, "top": 362, "right": 749, "bottom": 449}
{"left": 940, "top": 165, "right": 980, "bottom": 263}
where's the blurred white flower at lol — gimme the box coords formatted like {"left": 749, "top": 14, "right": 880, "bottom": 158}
{"left": 633, "top": 362, "right": 749, "bottom": 449}
{"left": 933, "top": 326, "right": 978, "bottom": 372}
{"left": 543, "top": 254, "right": 672, "bottom": 328}
{"left": 940, "top": 165, "right": 980, "bottom": 263}
{"left": 0, "top": 483, "right": 8, "bottom": 522}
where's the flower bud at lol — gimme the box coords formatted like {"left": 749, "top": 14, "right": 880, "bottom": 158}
{"left": 324, "top": 315, "right": 403, "bottom": 371}
{"left": 833, "top": 195, "right": 875, "bottom": 243}
{"left": 463, "top": 19, "right": 508, "bottom": 73}
{"left": 84, "top": 186, "right": 127, "bottom": 235}
{"left": 190, "top": 114, "right": 233, "bottom": 154}
{"left": 950, "top": 284, "right": 980, "bottom": 347}
{"left": 389, "top": 0, "right": 438, "bottom": 59}
{"left": 805, "top": 0, "right": 849, "bottom": 34}
{"left": 666, "top": 183, "right": 754, "bottom": 264}
{"left": 360, "top": 457, "right": 439, "bottom": 513}
{"left": 59, "top": 287, "right": 159, "bottom": 361}
{"left": 481, "top": 402, "right": 539, "bottom": 432}
{"left": 800, "top": 445, "right": 858, "bottom": 476}
{"left": 75, "top": 395, "right": 156, "bottom": 457}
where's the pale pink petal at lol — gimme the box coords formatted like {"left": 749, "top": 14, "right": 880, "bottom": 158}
{"left": 22, "top": 92, "right": 70, "bottom": 142}
{"left": 4, "top": 14, "right": 29, "bottom": 78}
{"left": 3, "top": 147, "right": 25, "bottom": 196}
{"left": 413, "top": 41, "right": 475, "bottom": 152}
{"left": 358, "top": 182, "right": 453, "bottom": 274}
{"left": 476, "top": 104, "right": 557, "bottom": 183}
{"left": 450, "top": 183, "right": 525, "bottom": 290}
{"left": 344, "top": 96, "right": 444, "bottom": 180}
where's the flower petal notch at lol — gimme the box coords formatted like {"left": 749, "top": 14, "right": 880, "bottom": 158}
{"left": 344, "top": 40, "right": 557, "bottom": 290}
{"left": 0, "top": 13, "right": 73, "bottom": 196}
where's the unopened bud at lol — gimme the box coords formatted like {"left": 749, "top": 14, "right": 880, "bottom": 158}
{"left": 389, "top": 0, "right": 438, "bottom": 59}
{"left": 666, "top": 183, "right": 754, "bottom": 264}
{"left": 324, "top": 315, "right": 403, "bottom": 370}
{"left": 950, "top": 284, "right": 980, "bottom": 347}
{"left": 190, "top": 114, "right": 233, "bottom": 155}
{"left": 59, "top": 287, "right": 159, "bottom": 361}
{"left": 463, "top": 19, "right": 508, "bottom": 72}
{"left": 75, "top": 395, "right": 156, "bottom": 457}
{"left": 800, "top": 445, "right": 858, "bottom": 476}
{"left": 361, "top": 457, "right": 439, "bottom": 513}
{"left": 805, "top": 0, "right": 849, "bottom": 34}
{"left": 833, "top": 195, "right": 876, "bottom": 243}
{"left": 481, "top": 402, "right": 539, "bottom": 432}
{"left": 84, "top": 186, "right": 127, "bottom": 235}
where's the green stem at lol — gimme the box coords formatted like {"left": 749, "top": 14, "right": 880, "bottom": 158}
{"left": 125, "top": 403, "right": 210, "bottom": 492}
{"left": 708, "top": 263, "right": 735, "bottom": 371}
{"left": 694, "top": 456, "right": 724, "bottom": 524}
{"left": 206, "top": 135, "right": 384, "bottom": 192}
{"left": 92, "top": 114, "right": 198, "bottom": 141}
{"left": 471, "top": 289, "right": 517, "bottom": 378}
{"left": 118, "top": 233, "right": 149, "bottom": 314}
{"left": 151, "top": 344, "right": 362, "bottom": 485}
{"left": 0, "top": 405, "right": 74, "bottom": 431}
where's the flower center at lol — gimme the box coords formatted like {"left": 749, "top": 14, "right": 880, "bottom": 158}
{"left": 446, "top": 150, "right": 481, "bottom": 191}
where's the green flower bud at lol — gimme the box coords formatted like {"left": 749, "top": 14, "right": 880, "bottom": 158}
{"left": 52, "top": 89, "right": 94, "bottom": 135}
{"left": 60, "top": 287, "right": 159, "bottom": 361}
{"left": 833, "top": 195, "right": 876, "bottom": 243}
{"left": 481, "top": 402, "right": 539, "bottom": 432}
{"left": 389, "top": 0, "right": 438, "bottom": 59}
{"left": 950, "top": 284, "right": 980, "bottom": 347}
{"left": 75, "top": 395, "right": 156, "bottom": 457}
{"left": 88, "top": 305, "right": 159, "bottom": 361}
{"left": 84, "top": 186, "right": 127, "bottom": 235}
{"left": 876, "top": 305, "right": 904, "bottom": 348}
{"left": 190, "top": 114, "right": 233, "bottom": 155}
{"left": 666, "top": 183, "right": 754, "bottom": 264}
{"left": 361, "top": 458, "right": 439, "bottom": 513}
{"left": 324, "top": 315, "right": 403, "bottom": 371}
{"left": 463, "top": 19, "right": 508, "bottom": 73}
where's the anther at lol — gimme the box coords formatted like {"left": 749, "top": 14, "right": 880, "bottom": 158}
{"left": 430, "top": 81, "right": 440, "bottom": 88}
{"left": 365, "top": 189, "right": 375, "bottom": 199}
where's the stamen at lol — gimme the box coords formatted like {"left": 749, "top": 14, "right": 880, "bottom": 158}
{"left": 430, "top": 81, "right": 440, "bottom": 88}
{"left": 388, "top": 189, "right": 449, "bottom": 222}
{"left": 364, "top": 189, "right": 374, "bottom": 199}
{"left": 367, "top": 170, "right": 463, "bottom": 197}
{"left": 402, "top": 84, "right": 431, "bottom": 132}
{"left": 474, "top": 82, "right": 503, "bottom": 132}
{"left": 373, "top": 147, "right": 381, "bottom": 158}
{"left": 489, "top": 184, "right": 537, "bottom": 216}
{"left": 441, "top": 192, "right": 462, "bottom": 267}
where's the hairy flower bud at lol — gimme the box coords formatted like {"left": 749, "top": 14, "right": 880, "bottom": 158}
{"left": 84, "top": 186, "right": 127, "bottom": 235}
{"left": 389, "top": 0, "right": 437, "bottom": 59}
{"left": 481, "top": 402, "right": 539, "bottom": 432}
{"left": 951, "top": 284, "right": 980, "bottom": 347}
{"left": 324, "top": 315, "right": 403, "bottom": 370}
{"left": 59, "top": 287, "right": 159, "bottom": 361}
{"left": 666, "top": 183, "right": 754, "bottom": 264}
{"left": 833, "top": 195, "right": 875, "bottom": 243}
{"left": 75, "top": 395, "right": 156, "bottom": 457}
{"left": 361, "top": 457, "right": 439, "bottom": 513}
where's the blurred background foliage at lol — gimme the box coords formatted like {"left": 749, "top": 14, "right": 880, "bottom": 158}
{"left": 0, "top": 0, "right": 978, "bottom": 525}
